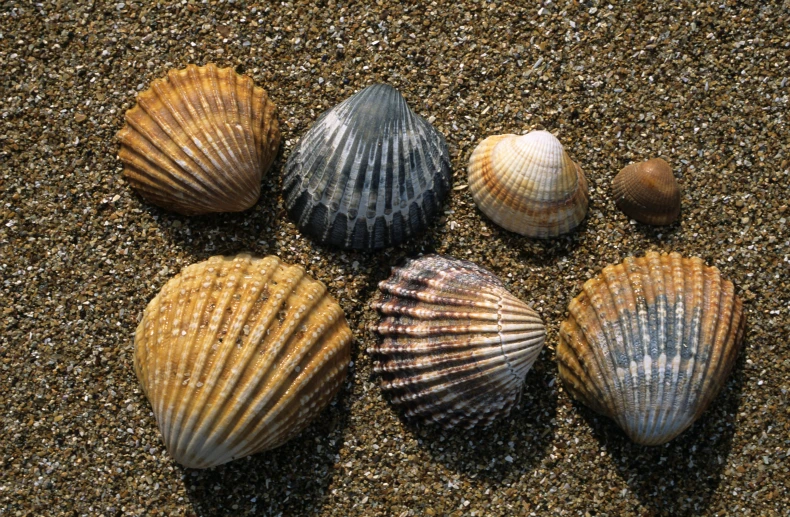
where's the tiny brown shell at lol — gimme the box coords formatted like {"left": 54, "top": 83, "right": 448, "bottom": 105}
{"left": 612, "top": 158, "right": 681, "bottom": 226}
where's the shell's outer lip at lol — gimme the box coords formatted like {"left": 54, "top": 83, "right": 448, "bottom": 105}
{"left": 556, "top": 250, "right": 745, "bottom": 445}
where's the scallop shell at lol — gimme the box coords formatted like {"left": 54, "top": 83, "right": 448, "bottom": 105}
{"left": 557, "top": 251, "right": 745, "bottom": 445}
{"left": 118, "top": 63, "right": 280, "bottom": 215}
{"left": 370, "top": 255, "right": 547, "bottom": 429}
{"left": 134, "top": 254, "right": 352, "bottom": 468}
{"left": 612, "top": 158, "right": 681, "bottom": 225}
{"left": 468, "top": 130, "right": 589, "bottom": 238}
{"left": 283, "top": 83, "right": 452, "bottom": 250}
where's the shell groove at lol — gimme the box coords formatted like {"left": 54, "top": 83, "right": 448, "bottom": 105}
{"left": 134, "top": 254, "right": 352, "bottom": 468}
{"left": 557, "top": 251, "right": 745, "bottom": 445}
{"left": 283, "top": 83, "right": 452, "bottom": 250}
{"left": 118, "top": 63, "right": 280, "bottom": 215}
{"left": 612, "top": 158, "right": 681, "bottom": 225}
{"left": 468, "top": 130, "right": 589, "bottom": 238}
{"left": 370, "top": 255, "right": 546, "bottom": 429}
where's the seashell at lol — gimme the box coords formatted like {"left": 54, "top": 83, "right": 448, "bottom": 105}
{"left": 369, "top": 255, "right": 546, "bottom": 429}
{"left": 557, "top": 251, "right": 745, "bottom": 445}
{"left": 468, "top": 130, "right": 589, "bottom": 238}
{"left": 133, "top": 254, "right": 352, "bottom": 468}
{"left": 612, "top": 158, "right": 681, "bottom": 225}
{"left": 283, "top": 83, "right": 452, "bottom": 250}
{"left": 118, "top": 63, "right": 280, "bottom": 215}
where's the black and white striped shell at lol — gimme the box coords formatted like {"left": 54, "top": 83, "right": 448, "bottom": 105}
{"left": 557, "top": 251, "right": 746, "bottom": 445}
{"left": 370, "top": 255, "right": 547, "bottom": 429}
{"left": 283, "top": 84, "right": 452, "bottom": 250}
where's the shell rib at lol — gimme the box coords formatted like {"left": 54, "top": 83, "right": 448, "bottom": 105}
{"left": 468, "top": 130, "right": 589, "bottom": 238}
{"left": 283, "top": 83, "right": 452, "bottom": 250}
{"left": 557, "top": 251, "right": 745, "bottom": 445}
{"left": 118, "top": 63, "right": 280, "bottom": 215}
{"left": 612, "top": 158, "right": 681, "bottom": 225}
{"left": 134, "top": 254, "right": 352, "bottom": 468}
{"left": 370, "top": 255, "right": 546, "bottom": 429}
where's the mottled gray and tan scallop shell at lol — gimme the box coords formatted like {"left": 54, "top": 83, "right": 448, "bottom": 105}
{"left": 468, "top": 130, "right": 589, "bottom": 238}
{"left": 118, "top": 63, "right": 280, "bottom": 215}
{"left": 134, "top": 254, "right": 352, "bottom": 468}
{"left": 283, "top": 83, "right": 452, "bottom": 250}
{"left": 557, "top": 251, "right": 745, "bottom": 445}
{"left": 370, "top": 255, "right": 546, "bottom": 429}
{"left": 612, "top": 158, "right": 681, "bottom": 225}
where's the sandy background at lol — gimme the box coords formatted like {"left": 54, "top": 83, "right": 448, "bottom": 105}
{"left": 1, "top": 1, "right": 788, "bottom": 515}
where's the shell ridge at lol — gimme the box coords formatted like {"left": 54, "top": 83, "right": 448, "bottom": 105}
{"left": 188, "top": 65, "right": 252, "bottom": 201}
{"left": 119, "top": 145, "right": 216, "bottom": 205}
{"left": 583, "top": 274, "right": 631, "bottom": 424}
{"left": 241, "top": 316, "right": 350, "bottom": 453}
{"left": 604, "top": 264, "right": 642, "bottom": 438}
{"left": 148, "top": 77, "right": 237, "bottom": 198}
{"left": 179, "top": 257, "right": 284, "bottom": 458}
{"left": 213, "top": 291, "right": 345, "bottom": 457}
{"left": 122, "top": 108, "right": 223, "bottom": 199}
{"left": 174, "top": 258, "right": 254, "bottom": 458}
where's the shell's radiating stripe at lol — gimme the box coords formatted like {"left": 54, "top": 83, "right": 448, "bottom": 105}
{"left": 612, "top": 158, "right": 681, "bottom": 225}
{"left": 118, "top": 63, "right": 280, "bottom": 215}
{"left": 134, "top": 254, "right": 352, "bottom": 468}
{"left": 557, "top": 251, "right": 745, "bottom": 445}
{"left": 468, "top": 130, "right": 589, "bottom": 238}
{"left": 283, "top": 84, "right": 451, "bottom": 249}
{"left": 370, "top": 255, "right": 546, "bottom": 429}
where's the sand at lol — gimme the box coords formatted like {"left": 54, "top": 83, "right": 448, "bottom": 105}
{"left": 1, "top": 1, "right": 788, "bottom": 515}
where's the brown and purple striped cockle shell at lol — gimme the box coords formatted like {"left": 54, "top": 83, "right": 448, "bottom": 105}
{"left": 369, "top": 255, "right": 546, "bottom": 429}
{"left": 557, "top": 251, "right": 745, "bottom": 445}
{"left": 612, "top": 158, "right": 681, "bottom": 225}
{"left": 468, "top": 130, "right": 589, "bottom": 238}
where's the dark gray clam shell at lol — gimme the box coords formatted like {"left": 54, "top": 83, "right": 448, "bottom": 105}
{"left": 283, "top": 84, "right": 452, "bottom": 250}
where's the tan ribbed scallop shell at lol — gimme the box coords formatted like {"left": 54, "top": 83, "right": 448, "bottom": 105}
{"left": 557, "top": 251, "right": 745, "bottom": 445}
{"left": 468, "top": 130, "right": 589, "bottom": 238}
{"left": 118, "top": 64, "right": 280, "bottom": 215}
{"left": 134, "top": 254, "right": 352, "bottom": 468}
{"left": 370, "top": 255, "right": 546, "bottom": 429}
{"left": 612, "top": 158, "right": 681, "bottom": 225}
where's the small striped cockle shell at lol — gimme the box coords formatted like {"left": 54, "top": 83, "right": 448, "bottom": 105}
{"left": 370, "top": 255, "right": 546, "bottom": 429}
{"left": 612, "top": 158, "right": 681, "bottom": 225}
{"left": 468, "top": 130, "right": 589, "bottom": 238}
{"left": 283, "top": 83, "right": 452, "bottom": 250}
{"left": 118, "top": 63, "right": 280, "bottom": 215}
{"left": 133, "top": 254, "right": 352, "bottom": 468}
{"left": 557, "top": 251, "right": 745, "bottom": 445}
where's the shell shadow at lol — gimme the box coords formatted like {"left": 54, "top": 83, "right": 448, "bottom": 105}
{"left": 388, "top": 354, "right": 558, "bottom": 483}
{"left": 575, "top": 343, "right": 747, "bottom": 516}
{"left": 151, "top": 152, "right": 287, "bottom": 258}
{"left": 182, "top": 374, "right": 353, "bottom": 516}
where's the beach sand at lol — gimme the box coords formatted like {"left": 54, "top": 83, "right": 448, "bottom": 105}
{"left": 1, "top": 1, "right": 788, "bottom": 515}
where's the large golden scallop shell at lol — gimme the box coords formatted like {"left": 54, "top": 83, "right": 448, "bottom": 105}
{"left": 612, "top": 158, "right": 681, "bottom": 225}
{"left": 134, "top": 254, "right": 352, "bottom": 468}
{"left": 118, "top": 64, "right": 280, "bottom": 215}
{"left": 370, "top": 255, "right": 546, "bottom": 429}
{"left": 557, "top": 251, "right": 745, "bottom": 445}
{"left": 468, "top": 130, "right": 589, "bottom": 238}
